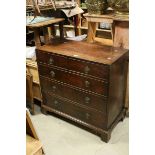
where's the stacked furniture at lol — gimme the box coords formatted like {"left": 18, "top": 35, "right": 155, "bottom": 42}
{"left": 26, "top": 59, "right": 42, "bottom": 114}
{"left": 36, "top": 41, "right": 128, "bottom": 142}
{"left": 26, "top": 59, "right": 42, "bottom": 102}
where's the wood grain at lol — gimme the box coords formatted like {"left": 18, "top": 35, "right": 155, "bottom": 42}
{"left": 26, "top": 71, "right": 34, "bottom": 114}
{"left": 43, "top": 92, "right": 107, "bottom": 129}
{"left": 36, "top": 41, "right": 128, "bottom": 142}
{"left": 26, "top": 111, "right": 39, "bottom": 139}
{"left": 94, "top": 37, "right": 113, "bottom": 46}
{"left": 36, "top": 41, "right": 128, "bottom": 65}
{"left": 26, "top": 60, "right": 39, "bottom": 84}
{"left": 43, "top": 27, "right": 50, "bottom": 44}
{"left": 84, "top": 13, "right": 114, "bottom": 23}
{"left": 26, "top": 110, "right": 44, "bottom": 154}
{"left": 87, "top": 22, "right": 97, "bottom": 43}
{"left": 26, "top": 59, "right": 42, "bottom": 102}
{"left": 36, "top": 50, "right": 109, "bottom": 80}
{"left": 38, "top": 64, "right": 108, "bottom": 95}
{"left": 40, "top": 76, "right": 107, "bottom": 112}
{"left": 83, "top": 13, "right": 129, "bottom": 114}
{"left": 113, "top": 21, "right": 129, "bottom": 49}
{"left": 26, "top": 18, "right": 64, "bottom": 28}
{"left": 84, "top": 13, "right": 129, "bottom": 49}
{"left": 26, "top": 134, "right": 43, "bottom": 155}
{"left": 34, "top": 28, "right": 41, "bottom": 47}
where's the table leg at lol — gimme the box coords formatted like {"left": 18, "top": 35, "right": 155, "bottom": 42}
{"left": 74, "top": 15, "right": 81, "bottom": 36}
{"left": 59, "top": 22, "right": 64, "bottom": 40}
{"left": 34, "top": 28, "right": 41, "bottom": 48}
{"left": 43, "top": 27, "right": 50, "bottom": 44}
{"left": 50, "top": 24, "right": 56, "bottom": 38}
{"left": 87, "top": 22, "right": 97, "bottom": 43}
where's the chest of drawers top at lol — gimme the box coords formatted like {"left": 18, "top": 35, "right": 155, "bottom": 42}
{"left": 36, "top": 41, "right": 128, "bottom": 65}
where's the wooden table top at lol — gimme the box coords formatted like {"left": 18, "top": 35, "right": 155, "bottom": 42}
{"left": 84, "top": 13, "right": 115, "bottom": 19}
{"left": 26, "top": 17, "right": 64, "bottom": 28}
{"left": 84, "top": 13, "right": 129, "bottom": 22}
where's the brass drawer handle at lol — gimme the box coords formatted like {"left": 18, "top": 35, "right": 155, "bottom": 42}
{"left": 84, "top": 66, "right": 90, "bottom": 74}
{"left": 50, "top": 71, "right": 55, "bottom": 78}
{"left": 85, "top": 96, "right": 90, "bottom": 104}
{"left": 85, "top": 80, "right": 90, "bottom": 88}
{"left": 49, "top": 57, "right": 54, "bottom": 65}
{"left": 54, "top": 100, "right": 59, "bottom": 107}
{"left": 77, "top": 112, "right": 90, "bottom": 120}
{"left": 54, "top": 100, "right": 61, "bottom": 110}
{"left": 52, "top": 86, "right": 57, "bottom": 92}
{"left": 85, "top": 113, "right": 90, "bottom": 120}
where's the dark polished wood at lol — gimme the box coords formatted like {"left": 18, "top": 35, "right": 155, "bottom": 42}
{"left": 42, "top": 92, "right": 107, "bottom": 129}
{"left": 37, "top": 51, "right": 109, "bottom": 80}
{"left": 39, "top": 76, "right": 107, "bottom": 112}
{"left": 36, "top": 41, "right": 128, "bottom": 142}
{"left": 37, "top": 41, "right": 127, "bottom": 65}
{"left": 38, "top": 64, "right": 108, "bottom": 95}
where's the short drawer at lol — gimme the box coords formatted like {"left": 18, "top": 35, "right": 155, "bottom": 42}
{"left": 67, "top": 57, "right": 109, "bottom": 80}
{"left": 43, "top": 92, "right": 106, "bottom": 129}
{"left": 38, "top": 64, "right": 108, "bottom": 96}
{"left": 36, "top": 51, "right": 68, "bottom": 70}
{"left": 36, "top": 51, "right": 109, "bottom": 80}
{"left": 40, "top": 77, "right": 107, "bottom": 112}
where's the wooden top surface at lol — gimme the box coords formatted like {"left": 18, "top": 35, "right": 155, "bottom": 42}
{"left": 26, "top": 18, "right": 64, "bottom": 28}
{"left": 114, "top": 14, "right": 129, "bottom": 21}
{"left": 84, "top": 13, "right": 114, "bottom": 19}
{"left": 37, "top": 41, "right": 128, "bottom": 65}
{"left": 84, "top": 13, "right": 129, "bottom": 22}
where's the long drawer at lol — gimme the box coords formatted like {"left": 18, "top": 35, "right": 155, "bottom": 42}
{"left": 43, "top": 92, "right": 107, "bottom": 129}
{"left": 38, "top": 64, "right": 108, "bottom": 96}
{"left": 40, "top": 76, "right": 107, "bottom": 112}
{"left": 36, "top": 51, "right": 109, "bottom": 80}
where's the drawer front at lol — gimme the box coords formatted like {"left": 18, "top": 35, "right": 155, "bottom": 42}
{"left": 43, "top": 92, "right": 106, "bottom": 129}
{"left": 38, "top": 64, "right": 108, "bottom": 96}
{"left": 40, "top": 77, "right": 107, "bottom": 112}
{"left": 67, "top": 57, "right": 109, "bottom": 80}
{"left": 37, "top": 51, "right": 68, "bottom": 69}
{"left": 37, "top": 51, "right": 109, "bottom": 80}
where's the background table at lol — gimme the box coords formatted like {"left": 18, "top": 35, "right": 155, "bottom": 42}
{"left": 84, "top": 13, "right": 129, "bottom": 49}
{"left": 27, "top": 17, "right": 65, "bottom": 47}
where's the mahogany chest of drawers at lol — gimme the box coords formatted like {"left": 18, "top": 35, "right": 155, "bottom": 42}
{"left": 36, "top": 41, "right": 128, "bottom": 142}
